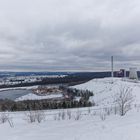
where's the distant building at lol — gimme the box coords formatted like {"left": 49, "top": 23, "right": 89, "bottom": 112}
{"left": 116, "top": 69, "right": 126, "bottom": 77}
{"left": 129, "top": 67, "right": 138, "bottom": 80}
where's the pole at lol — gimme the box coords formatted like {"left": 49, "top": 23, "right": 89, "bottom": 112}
{"left": 111, "top": 56, "right": 114, "bottom": 78}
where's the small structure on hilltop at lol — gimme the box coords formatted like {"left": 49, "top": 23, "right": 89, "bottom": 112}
{"left": 116, "top": 69, "right": 126, "bottom": 78}
{"left": 129, "top": 67, "right": 138, "bottom": 80}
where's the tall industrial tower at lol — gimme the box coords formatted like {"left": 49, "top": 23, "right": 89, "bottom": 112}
{"left": 129, "top": 67, "right": 138, "bottom": 80}
{"left": 111, "top": 56, "right": 114, "bottom": 78}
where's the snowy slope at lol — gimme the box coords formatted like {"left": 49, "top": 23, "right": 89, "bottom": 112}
{"left": 73, "top": 78, "right": 140, "bottom": 106}
{"left": 1, "top": 77, "right": 140, "bottom": 140}
{"left": 0, "top": 108, "right": 140, "bottom": 140}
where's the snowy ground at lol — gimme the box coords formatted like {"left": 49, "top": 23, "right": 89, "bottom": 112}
{"left": 73, "top": 78, "right": 140, "bottom": 106}
{"left": 1, "top": 77, "right": 140, "bottom": 140}
{"left": 0, "top": 85, "right": 38, "bottom": 91}
{"left": 15, "top": 93, "right": 63, "bottom": 101}
{"left": 0, "top": 107, "right": 140, "bottom": 140}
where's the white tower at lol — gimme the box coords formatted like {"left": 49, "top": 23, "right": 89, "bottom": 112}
{"left": 111, "top": 56, "right": 114, "bottom": 78}
{"left": 129, "top": 67, "right": 138, "bottom": 80}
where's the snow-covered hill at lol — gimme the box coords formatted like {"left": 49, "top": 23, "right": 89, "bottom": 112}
{"left": 1, "top": 77, "right": 140, "bottom": 140}
{"left": 73, "top": 78, "right": 140, "bottom": 107}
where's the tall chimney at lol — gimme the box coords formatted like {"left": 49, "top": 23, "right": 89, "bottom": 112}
{"left": 111, "top": 56, "right": 114, "bottom": 77}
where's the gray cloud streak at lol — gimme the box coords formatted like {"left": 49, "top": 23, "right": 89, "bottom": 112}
{"left": 0, "top": 0, "right": 140, "bottom": 71}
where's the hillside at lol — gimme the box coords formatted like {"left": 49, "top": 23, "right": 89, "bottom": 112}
{"left": 0, "top": 78, "right": 140, "bottom": 140}
{"left": 73, "top": 78, "right": 140, "bottom": 106}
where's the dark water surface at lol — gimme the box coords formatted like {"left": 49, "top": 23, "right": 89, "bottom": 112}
{"left": 0, "top": 89, "right": 32, "bottom": 100}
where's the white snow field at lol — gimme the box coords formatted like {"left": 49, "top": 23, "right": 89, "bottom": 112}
{"left": 0, "top": 85, "right": 38, "bottom": 92}
{"left": 73, "top": 78, "right": 140, "bottom": 106}
{"left": 1, "top": 78, "right": 140, "bottom": 140}
{"left": 15, "top": 93, "right": 63, "bottom": 101}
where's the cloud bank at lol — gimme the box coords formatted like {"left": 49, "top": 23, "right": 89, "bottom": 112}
{"left": 0, "top": 0, "right": 140, "bottom": 71}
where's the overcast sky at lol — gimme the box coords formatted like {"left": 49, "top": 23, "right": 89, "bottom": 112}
{"left": 0, "top": 0, "right": 140, "bottom": 72}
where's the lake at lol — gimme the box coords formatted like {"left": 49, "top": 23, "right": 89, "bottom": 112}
{"left": 0, "top": 89, "right": 32, "bottom": 100}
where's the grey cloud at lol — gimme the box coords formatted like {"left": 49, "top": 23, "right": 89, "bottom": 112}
{"left": 0, "top": 0, "right": 140, "bottom": 71}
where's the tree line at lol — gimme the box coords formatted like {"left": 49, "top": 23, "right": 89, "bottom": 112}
{"left": 0, "top": 99, "right": 93, "bottom": 111}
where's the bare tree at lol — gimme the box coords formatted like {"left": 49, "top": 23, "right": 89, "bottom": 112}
{"left": 114, "top": 86, "right": 134, "bottom": 116}
{"left": 35, "top": 111, "right": 46, "bottom": 123}
{"left": 25, "top": 111, "right": 36, "bottom": 123}
{"left": 0, "top": 113, "right": 14, "bottom": 127}
{"left": 88, "top": 107, "right": 91, "bottom": 114}
{"left": 67, "top": 110, "right": 72, "bottom": 120}
{"left": 99, "top": 111, "right": 106, "bottom": 121}
{"left": 61, "top": 111, "right": 66, "bottom": 120}
{"left": 0, "top": 113, "right": 9, "bottom": 123}
{"left": 25, "top": 110, "right": 45, "bottom": 123}
{"left": 74, "top": 110, "right": 81, "bottom": 120}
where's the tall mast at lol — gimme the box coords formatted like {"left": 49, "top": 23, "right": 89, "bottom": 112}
{"left": 111, "top": 56, "right": 114, "bottom": 78}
